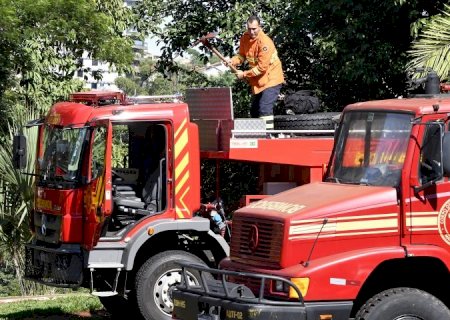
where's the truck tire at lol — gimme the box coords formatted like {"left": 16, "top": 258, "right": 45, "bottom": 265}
{"left": 274, "top": 112, "right": 340, "bottom": 135}
{"left": 135, "top": 250, "right": 208, "bottom": 320}
{"left": 355, "top": 287, "right": 450, "bottom": 320}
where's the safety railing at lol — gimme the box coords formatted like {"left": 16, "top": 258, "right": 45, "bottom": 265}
{"left": 177, "top": 262, "right": 305, "bottom": 307}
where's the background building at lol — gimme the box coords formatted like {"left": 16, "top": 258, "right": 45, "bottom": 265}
{"left": 74, "top": 0, "right": 150, "bottom": 91}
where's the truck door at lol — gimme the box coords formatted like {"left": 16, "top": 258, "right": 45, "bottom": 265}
{"left": 83, "top": 122, "right": 112, "bottom": 250}
{"left": 407, "top": 116, "right": 450, "bottom": 247}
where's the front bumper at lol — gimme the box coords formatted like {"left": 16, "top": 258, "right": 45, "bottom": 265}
{"left": 173, "top": 263, "right": 352, "bottom": 320}
{"left": 25, "top": 242, "right": 83, "bottom": 287}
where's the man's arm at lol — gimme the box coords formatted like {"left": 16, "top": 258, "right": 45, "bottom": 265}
{"left": 230, "top": 37, "right": 246, "bottom": 66}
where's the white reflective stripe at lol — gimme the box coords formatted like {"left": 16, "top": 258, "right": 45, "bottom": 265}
{"left": 260, "top": 115, "right": 274, "bottom": 129}
{"left": 252, "top": 67, "right": 261, "bottom": 76}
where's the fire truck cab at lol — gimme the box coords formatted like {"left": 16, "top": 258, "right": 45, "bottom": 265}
{"left": 172, "top": 80, "right": 450, "bottom": 320}
{"left": 13, "top": 88, "right": 334, "bottom": 320}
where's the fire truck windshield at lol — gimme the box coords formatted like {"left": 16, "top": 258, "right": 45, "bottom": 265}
{"left": 327, "top": 111, "right": 413, "bottom": 187}
{"left": 38, "top": 125, "right": 87, "bottom": 185}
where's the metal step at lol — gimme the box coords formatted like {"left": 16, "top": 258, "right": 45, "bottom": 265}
{"left": 89, "top": 265, "right": 123, "bottom": 296}
{"left": 92, "top": 291, "right": 118, "bottom": 297}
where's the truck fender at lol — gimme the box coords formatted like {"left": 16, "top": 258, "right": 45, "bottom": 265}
{"left": 206, "top": 229, "right": 230, "bottom": 257}
{"left": 403, "top": 244, "right": 450, "bottom": 270}
{"left": 122, "top": 217, "right": 229, "bottom": 270}
{"left": 281, "top": 246, "right": 407, "bottom": 301}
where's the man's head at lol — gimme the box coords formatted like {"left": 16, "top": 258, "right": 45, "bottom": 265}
{"left": 246, "top": 15, "right": 261, "bottom": 39}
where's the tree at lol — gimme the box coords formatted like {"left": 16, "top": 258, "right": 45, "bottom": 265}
{"left": 136, "top": 0, "right": 446, "bottom": 112}
{"left": 0, "top": 0, "right": 135, "bottom": 125}
{"left": 116, "top": 55, "right": 237, "bottom": 97}
{"left": 0, "top": 110, "right": 38, "bottom": 295}
{"left": 0, "top": 0, "right": 141, "bottom": 295}
{"left": 408, "top": 4, "right": 450, "bottom": 81}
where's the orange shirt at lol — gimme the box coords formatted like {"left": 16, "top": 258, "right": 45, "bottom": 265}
{"left": 231, "top": 31, "right": 284, "bottom": 94}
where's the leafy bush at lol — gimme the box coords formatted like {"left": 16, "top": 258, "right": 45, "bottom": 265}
{"left": 0, "top": 265, "right": 21, "bottom": 297}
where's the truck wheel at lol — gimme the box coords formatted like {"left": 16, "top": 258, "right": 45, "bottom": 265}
{"left": 355, "top": 287, "right": 450, "bottom": 320}
{"left": 135, "top": 250, "right": 208, "bottom": 320}
{"left": 274, "top": 112, "right": 340, "bottom": 135}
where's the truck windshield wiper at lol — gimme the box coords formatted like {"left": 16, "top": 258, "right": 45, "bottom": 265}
{"left": 324, "top": 176, "right": 340, "bottom": 183}
{"left": 359, "top": 178, "right": 374, "bottom": 186}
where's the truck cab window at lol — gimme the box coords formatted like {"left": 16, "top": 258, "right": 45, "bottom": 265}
{"left": 419, "top": 123, "right": 442, "bottom": 185}
{"left": 329, "top": 111, "right": 412, "bottom": 187}
{"left": 91, "top": 127, "right": 106, "bottom": 180}
{"left": 112, "top": 125, "right": 129, "bottom": 168}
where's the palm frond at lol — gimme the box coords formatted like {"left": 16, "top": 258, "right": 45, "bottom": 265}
{"left": 408, "top": 4, "right": 450, "bottom": 80}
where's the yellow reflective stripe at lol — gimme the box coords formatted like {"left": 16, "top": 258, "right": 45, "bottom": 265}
{"left": 247, "top": 57, "right": 258, "bottom": 63}
{"left": 270, "top": 51, "right": 279, "bottom": 64}
{"left": 178, "top": 186, "right": 191, "bottom": 219}
{"left": 175, "top": 118, "right": 187, "bottom": 139}
{"left": 175, "top": 129, "right": 188, "bottom": 159}
{"left": 251, "top": 67, "right": 261, "bottom": 76}
{"left": 175, "top": 152, "right": 189, "bottom": 180}
{"left": 176, "top": 169, "right": 189, "bottom": 194}
{"left": 176, "top": 207, "right": 185, "bottom": 218}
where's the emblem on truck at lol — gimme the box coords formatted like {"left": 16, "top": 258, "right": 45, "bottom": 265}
{"left": 41, "top": 214, "right": 47, "bottom": 236}
{"left": 438, "top": 199, "right": 450, "bottom": 245}
{"left": 248, "top": 225, "right": 259, "bottom": 252}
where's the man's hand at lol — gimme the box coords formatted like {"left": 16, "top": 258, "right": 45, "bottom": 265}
{"left": 236, "top": 70, "right": 245, "bottom": 80}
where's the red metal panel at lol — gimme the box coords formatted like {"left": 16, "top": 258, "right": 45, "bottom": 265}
{"left": 186, "top": 87, "right": 233, "bottom": 120}
{"left": 228, "top": 138, "right": 333, "bottom": 167}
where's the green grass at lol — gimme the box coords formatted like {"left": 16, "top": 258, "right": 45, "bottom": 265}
{"left": 0, "top": 294, "right": 107, "bottom": 319}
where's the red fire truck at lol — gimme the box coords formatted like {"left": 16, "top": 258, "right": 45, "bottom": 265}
{"left": 172, "top": 76, "right": 450, "bottom": 320}
{"left": 12, "top": 87, "right": 334, "bottom": 320}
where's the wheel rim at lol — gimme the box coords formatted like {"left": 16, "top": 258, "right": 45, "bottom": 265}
{"left": 153, "top": 268, "right": 198, "bottom": 316}
{"left": 393, "top": 316, "right": 424, "bottom": 320}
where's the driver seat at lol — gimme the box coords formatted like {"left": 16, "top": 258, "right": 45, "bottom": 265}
{"left": 113, "top": 158, "right": 165, "bottom": 223}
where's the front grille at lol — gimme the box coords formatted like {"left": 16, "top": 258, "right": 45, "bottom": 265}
{"left": 34, "top": 212, "right": 61, "bottom": 244}
{"left": 228, "top": 274, "right": 270, "bottom": 295}
{"left": 230, "top": 215, "right": 283, "bottom": 269}
{"left": 25, "top": 245, "right": 83, "bottom": 287}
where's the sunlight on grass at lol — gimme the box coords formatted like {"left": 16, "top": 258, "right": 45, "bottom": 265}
{"left": 0, "top": 294, "right": 105, "bottom": 319}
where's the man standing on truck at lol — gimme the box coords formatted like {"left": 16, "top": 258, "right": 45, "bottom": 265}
{"left": 226, "top": 15, "right": 284, "bottom": 129}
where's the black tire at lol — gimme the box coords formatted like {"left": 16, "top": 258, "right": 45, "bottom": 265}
{"left": 274, "top": 112, "right": 340, "bottom": 135}
{"left": 135, "top": 250, "right": 208, "bottom": 320}
{"left": 355, "top": 287, "right": 450, "bottom": 320}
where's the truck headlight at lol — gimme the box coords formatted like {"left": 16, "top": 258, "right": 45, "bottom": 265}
{"left": 272, "top": 277, "right": 309, "bottom": 298}
{"left": 273, "top": 280, "right": 290, "bottom": 293}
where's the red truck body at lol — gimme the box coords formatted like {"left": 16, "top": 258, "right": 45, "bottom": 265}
{"left": 17, "top": 88, "right": 334, "bottom": 320}
{"left": 173, "top": 91, "right": 450, "bottom": 320}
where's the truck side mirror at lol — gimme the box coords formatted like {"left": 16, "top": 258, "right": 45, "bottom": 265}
{"left": 443, "top": 132, "right": 450, "bottom": 176}
{"left": 12, "top": 134, "right": 27, "bottom": 169}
